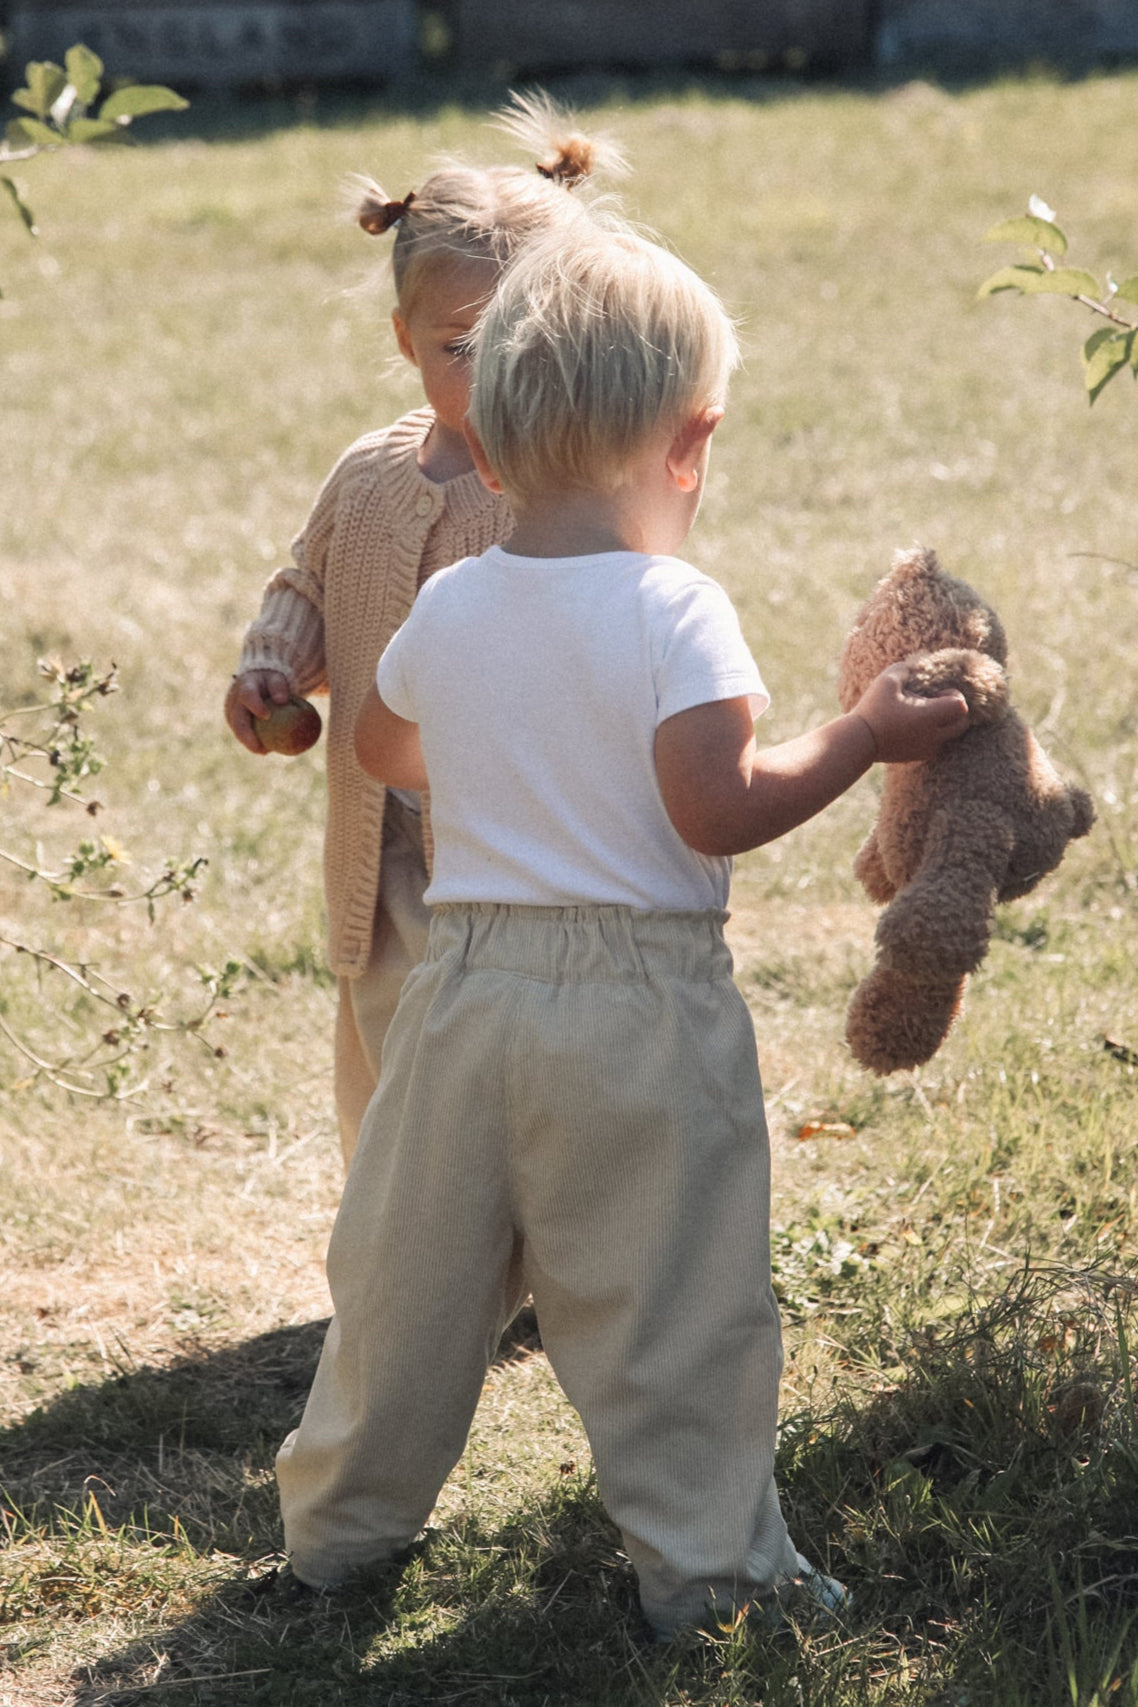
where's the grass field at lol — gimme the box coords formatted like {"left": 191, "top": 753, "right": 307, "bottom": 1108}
{"left": 2, "top": 63, "right": 1137, "bottom": 1705}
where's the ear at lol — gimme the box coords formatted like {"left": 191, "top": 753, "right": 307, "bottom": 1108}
{"left": 462, "top": 418, "right": 504, "bottom": 494}
{"left": 666, "top": 406, "right": 724, "bottom": 493}
{"left": 392, "top": 308, "right": 418, "bottom": 369}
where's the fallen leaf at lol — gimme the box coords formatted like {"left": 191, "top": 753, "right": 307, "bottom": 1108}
{"left": 796, "top": 1119, "right": 856, "bottom": 1142}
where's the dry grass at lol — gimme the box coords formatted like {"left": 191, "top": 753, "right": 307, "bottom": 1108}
{"left": 2, "top": 65, "right": 1138, "bottom": 1705}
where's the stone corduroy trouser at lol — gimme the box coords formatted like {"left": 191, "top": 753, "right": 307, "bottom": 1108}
{"left": 278, "top": 902, "right": 799, "bottom": 1636}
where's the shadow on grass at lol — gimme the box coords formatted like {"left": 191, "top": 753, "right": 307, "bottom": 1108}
{"left": 7, "top": 1269, "right": 1138, "bottom": 1704}
{"left": 121, "top": 48, "right": 1138, "bottom": 151}
{"left": 777, "top": 1260, "right": 1138, "bottom": 1705}
{"left": 106, "top": 67, "right": 825, "bottom": 153}
{"left": 65, "top": 1475, "right": 665, "bottom": 1707}
{"left": 0, "top": 1306, "right": 542, "bottom": 1540}
{"left": 2, "top": 1318, "right": 328, "bottom": 1470}
{"left": 0, "top": 1296, "right": 666, "bottom": 1707}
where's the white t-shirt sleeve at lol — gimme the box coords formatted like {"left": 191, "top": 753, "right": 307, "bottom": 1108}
{"left": 375, "top": 613, "right": 418, "bottom": 722}
{"left": 655, "top": 576, "right": 769, "bottom": 724}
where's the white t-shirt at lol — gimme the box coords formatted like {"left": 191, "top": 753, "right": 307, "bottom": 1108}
{"left": 377, "top": 545, "right": 768, "bottom": 910}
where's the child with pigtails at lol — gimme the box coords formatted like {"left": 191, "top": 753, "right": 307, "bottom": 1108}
{"left": 225, "top": 95, "right": 622, "bottom": 1167}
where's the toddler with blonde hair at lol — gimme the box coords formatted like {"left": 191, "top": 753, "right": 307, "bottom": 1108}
{"left": 277, "top": 221, "right": 970, "bottom": 1638}
{"left": 225, "top": 94, "right": 621, "bottom": 1167}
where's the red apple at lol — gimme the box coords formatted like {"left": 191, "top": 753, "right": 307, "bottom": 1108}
{"left": 256, "top": 695, "right": 322, "bottom": 755}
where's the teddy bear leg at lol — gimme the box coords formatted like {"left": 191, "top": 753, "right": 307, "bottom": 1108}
{"left": 846, "top": 967, "right": 967, "bottom": 1075}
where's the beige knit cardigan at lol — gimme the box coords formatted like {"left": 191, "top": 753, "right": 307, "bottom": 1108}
{"left": 231, "top": 408, "right": 512, "bottom": 977}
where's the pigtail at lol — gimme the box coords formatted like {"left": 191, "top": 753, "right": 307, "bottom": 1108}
{"left": 493, "top": 89, "right": 628, "bottom": 188}
{"left": 354, "top": 177, "right": 418, "bottom": 236}
{"left": 348, "top": 91, "right": 627, "bottom": 303}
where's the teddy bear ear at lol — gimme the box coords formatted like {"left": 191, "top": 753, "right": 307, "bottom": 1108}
{"left": 886, "top": 545, "right": 1009, "bottom": 666}
{"left": 890, "top": 544, "right": 941, "bottom": 578}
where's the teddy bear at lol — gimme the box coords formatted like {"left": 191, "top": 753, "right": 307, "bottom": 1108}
{"left": 837, "top": 545, "right": 1094, "bottom": 1075}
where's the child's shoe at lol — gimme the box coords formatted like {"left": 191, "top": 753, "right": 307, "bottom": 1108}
{"left": 282, "top": 1561, "right": 346, "bottom": 1597}
{"left": 773, "top": 1552, "right": 850, "bottom": 1624}
{"left": 649, "top": 1554, "right": 849, "bottom": 1645}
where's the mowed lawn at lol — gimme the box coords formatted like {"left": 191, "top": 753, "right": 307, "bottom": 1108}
{"left": 1, "top": 65, "right": 1137, "bottom": 1706}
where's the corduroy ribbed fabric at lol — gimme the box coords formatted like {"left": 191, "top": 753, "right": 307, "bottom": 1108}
{"left": 276, "top": 904, "right": 799, "bottom": 1635}
{"left": 230, "top": 408, "right": 512, "bottom": 978}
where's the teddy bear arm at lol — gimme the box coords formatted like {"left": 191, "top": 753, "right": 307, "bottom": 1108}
{"left": 847, "top": 812, "right": 1011, "bottom": 1074}
{"left": 853, "top": 827, "right": 896, "bottom": 902}
{"left": 900, "top": 648, "right": 1009, "bottom": 725}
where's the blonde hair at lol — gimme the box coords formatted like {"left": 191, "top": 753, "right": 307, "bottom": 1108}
{"left": 354, "top": 90, "right": 624, "bottom": 309}
{"left": 468, "top": 224, "right": 739, "bottom": 502}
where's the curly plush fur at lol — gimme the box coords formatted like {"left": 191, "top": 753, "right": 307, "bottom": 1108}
{"left": 838, "top": 546, "right": 1095, "bottom": 1075}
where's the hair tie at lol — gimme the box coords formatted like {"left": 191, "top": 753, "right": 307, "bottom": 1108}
{"left": 359, "top": 189, "right": 417, "bottom": 236}
{"left": 535, "top": 154, "right": 588, "bottom": 190}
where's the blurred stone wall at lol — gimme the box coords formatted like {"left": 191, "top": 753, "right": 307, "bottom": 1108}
{"left": 3, "top": 0, "right": 871, "bottom": 87}
{"left": 3, "top": 0, "right": 1137, "bottom": 89}
{"left": 436, "top": 0, "right": 872, "bottom": 76}
{"left": 4, "top": 0, "right": 416, "bottom": 87}
{"left": 875, "top": 0, "right": 1138, "bottom": 71}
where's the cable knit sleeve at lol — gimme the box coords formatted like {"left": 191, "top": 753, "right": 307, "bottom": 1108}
{"left": 235, "top": 584, "right": 327, "bottom": 695}
{"left": 229, "top": 440, "right": 357, "bottom": 693}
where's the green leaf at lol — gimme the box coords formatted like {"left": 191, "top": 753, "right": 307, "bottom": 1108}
{"left": 13, "top": 61, "right": 67, "bottom": 121}
{"left": 98, "top": 84, "right": 189, "bottom": 122}
{"left": 983, "top": 215, "right": 1069, "bottom": 256}
{"left": 1020, "top": 267, "right": 1102, "bottom": 299}
{"left": 1112, "top": 274, "right": 1138, "bottom": 307}
{"left": 10, "top": 89, "right": 43, "bottom": 118}
{"left": 1, "top": 174, "right": 38, "bottom": 236}
{"left": 67, "top": 117, "right": 121, "bottom": 145}
{"left": 1084, "top": 329, "right": 1134, "bottom": 404}
{"left": 977, "top": 264, "right": 1044, "bottom": 298}
{"left": 7, "top": 115, "right": 62, "bottom": 149}
{"left": 64, "top": 43, "right": 104, "bottom": 106}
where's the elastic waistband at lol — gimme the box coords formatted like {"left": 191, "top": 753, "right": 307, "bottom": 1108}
{"left": 426, "top": 903, "right": 733, "bottom": 984}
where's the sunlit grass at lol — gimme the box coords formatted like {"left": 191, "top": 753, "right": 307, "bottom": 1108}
{"left": 2, "top": 66, "right": 1137, "bottom": 1704}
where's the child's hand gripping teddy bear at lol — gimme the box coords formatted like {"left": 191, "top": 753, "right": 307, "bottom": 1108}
{"left": 838, "top": 546, "right": 1094, "bottom": 1075}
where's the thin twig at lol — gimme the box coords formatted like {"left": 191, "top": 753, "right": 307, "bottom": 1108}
{"left": 0, "top": 764, "right": 90, "bottom": 806}
{"left": 1068, "top": 552, "right": 1138, "bottom": 574}
{"left": 1038, "top": 249, "right": 1138, "bottom": 329}
{"left": 0, "top": 936, "right": 109, "bottom": 1000}
{"left": 0, "top": 1013, "right": 114, "bottom": 1097}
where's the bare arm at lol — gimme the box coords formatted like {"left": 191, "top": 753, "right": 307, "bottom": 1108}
{"left": 655, "top": 662, "right": 970, "bottom": 856}
{"left": 354, "top": 682, "right": 428, "bottom": 790}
